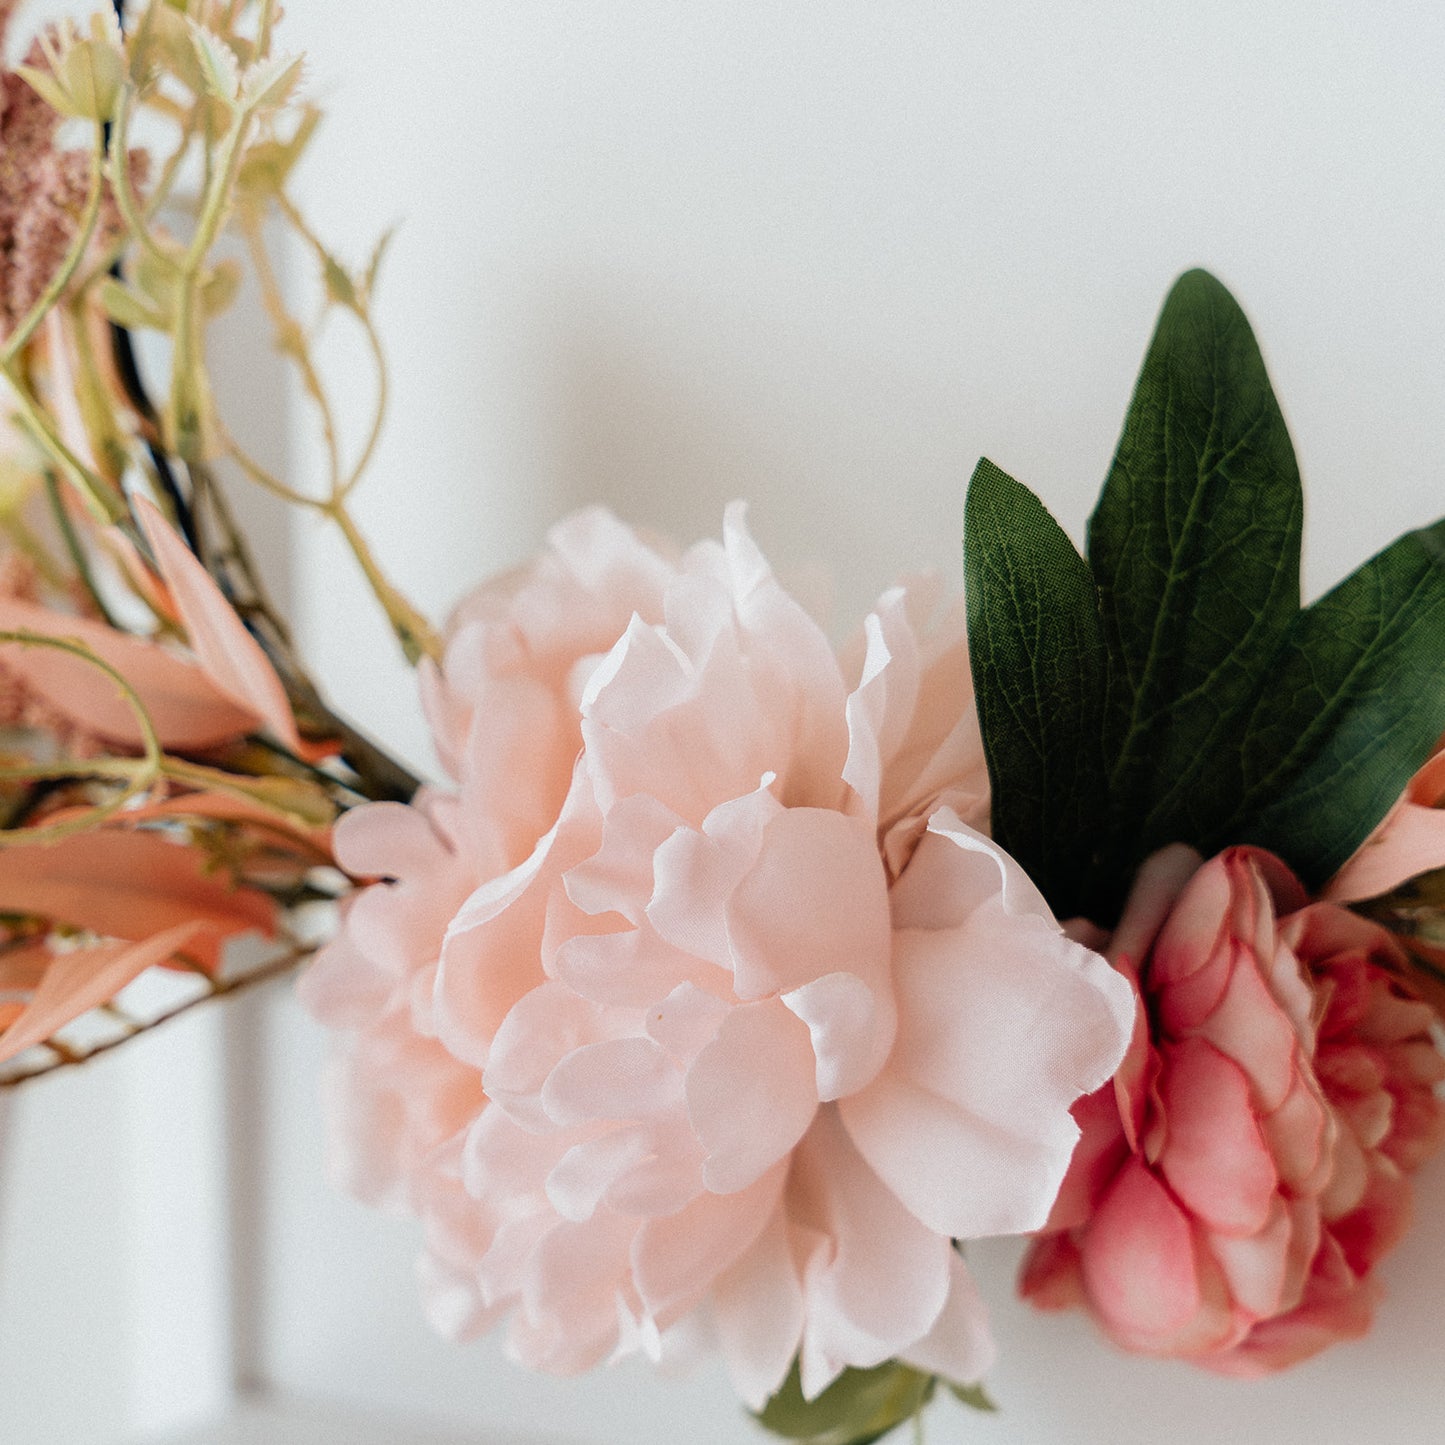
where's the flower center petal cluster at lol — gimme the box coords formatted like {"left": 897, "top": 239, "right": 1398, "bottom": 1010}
{"left": 304, "top": 505, "right": 1134, "bottom": 1406}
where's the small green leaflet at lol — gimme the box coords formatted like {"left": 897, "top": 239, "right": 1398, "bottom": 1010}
{"left": 948, "top": 1381, "right": 999, "bottom": 1413}
{"left": 755, "top": 1360, "right": 935, "bottom": 1445}
{"left": 963, "top": 268, "right": 1445, "bottom": 915}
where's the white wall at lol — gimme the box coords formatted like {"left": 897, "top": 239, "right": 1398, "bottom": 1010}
{"left": 5, "top": 1, "right": 1445, "bottom": 1442}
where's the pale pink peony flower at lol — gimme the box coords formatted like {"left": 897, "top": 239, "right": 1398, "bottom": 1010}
{"left": 302, "top": 505, "right": 1134, "bottom": 1405}
{"left": 1021, "top": 846, "right": 1445, "bottom": 1374}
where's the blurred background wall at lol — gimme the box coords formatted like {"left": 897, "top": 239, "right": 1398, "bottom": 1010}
{"left": 2, "top": 1, "right": 1444, "bottom": 1441}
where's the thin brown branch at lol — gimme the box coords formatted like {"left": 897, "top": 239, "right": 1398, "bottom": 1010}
{"left": 0, "top": 945, "right": 312, "bottom": 1088}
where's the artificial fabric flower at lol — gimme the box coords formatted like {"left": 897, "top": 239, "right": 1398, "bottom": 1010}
{"left": 1021, "top": 845, "right": 1445, "bottom": 1373}
{"left": 302, "top": 504, "right": 1135, "bottom": 1407}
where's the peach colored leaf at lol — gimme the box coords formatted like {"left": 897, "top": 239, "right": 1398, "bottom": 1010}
{"left": 0, "top": 829, "right": 275, "bottom": 943}
{"left": 0, "top": 599, "right": 258, "bottom": 749}
{"left": 0, "top": 943, "right": 52, "bottom": 997}
{"left": 0, "top": 921, "right": 210, "bottom": 1063}
{"left": 133, "top": 495, "right": 305, "bottom": 752}
{"left": 105, "top": 522, "right": 181, "bottom": 624}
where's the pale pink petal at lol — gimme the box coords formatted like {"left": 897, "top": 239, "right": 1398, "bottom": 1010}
{"left": 714, "top": 503, "right": 850, "bottom": 810}
{"left": 726, "top": 807, "right": 892, "bottom": 1006}
{"left": 317, "top": 1023, "right": 481, "bottom": 1210}
{"left": 898, "top": 1250, "right": 996, "bottom": 1386}
{"left": 646, "top": 982, "right": 730, "bottom": 1064}
{"left": 551, "top": 920, "right": 721, "bottom": 1010}
{"left": 792, "top": 1109, "right": 952, "bottom": 1399}
{"left": 563, "top": 793, "right": 684, "bottom": 920}
{"left": 512, "top": 1210, "right": 637, "bottom": 1373}
{"left": 687, "top": 999, "right": 818, "bottom": 1194}
{"left": 541, "top": 1036, "right": 684, "bottom": 1127}
{"left": 841, "top": 604, "right": 915, "bottom": 824}
{"left": 647, "top": 786, "right": 779, "bottom": 969}
{"left": 435, "top": 826, "right": 563, "bottom": 1068}
{"left": 710, "top": 1206, "right": 806, "bottom": 1410}
{"left": 455, "top": 674, "right": 574, "bottom": 864}
{"left": 417, "top": 654, "right": 468, "bottom": 780}
{"left": 462, "top": 1102, "right": 572, "bottom": 1204}
{"left": 601, "top": 1116, "right": 708, "bottom": 1218}
{"left": 297, "top": 920, "right": 394, "bottom": 1029}
{"left": 843, "top": 822, "right": 1132, "bottom": 1239}
{"left": 419, "top": 1253, "right": 505, "bottom": 1342}
{"left": 545, "top": 1126, "right": 656, "bottom": 1223}
{"left": 580, "top": 615, "right": 763, "bottom": 823}
{"left": 483, "top": 981, "right": 616, "bottom": 1133}
{"left": 334, "top": 796, "right": 453, "bottom": 880}
{"left": 887, "top": 805, "right": 1056, "bottom": 933}
{"left": 633, "top": 1161, "right": 787, "bottom": 1326}
{"left": 782, "top": 970, "right": 892, "bottom": 1102}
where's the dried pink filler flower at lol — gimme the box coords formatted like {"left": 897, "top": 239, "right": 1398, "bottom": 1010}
{"left": 302, "top": 506, "right": 1135, "bottom": 1404}
{"left": 0, "top": 13, "right": 144, "bottom": 336}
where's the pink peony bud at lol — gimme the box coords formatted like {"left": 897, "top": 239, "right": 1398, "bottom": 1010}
{"left": 1021, "top": 845, "right": 1445, "bottom": 1374}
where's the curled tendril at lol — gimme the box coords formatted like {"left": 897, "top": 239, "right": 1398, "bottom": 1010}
{"left": 0, "top": 629, "right": 162, "bottom": 846}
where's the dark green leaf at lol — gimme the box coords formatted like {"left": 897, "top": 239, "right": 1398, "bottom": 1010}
{"left": 1088, "top": 268, "right": 1303, "bottom": 866}
{"left": 754, "top": 1360, "right": 935, "bottom": 1445}
{"left": 1227, "top": 520, "right": 1445, "bottom": 883}
{"left": 964, "top": 458, "right": 1109, "bottom": 916}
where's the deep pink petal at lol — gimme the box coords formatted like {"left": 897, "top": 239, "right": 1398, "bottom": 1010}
{"left": 1080, "top": 1159, "right": 1205, "bottom": 1344}
{"left": 1157, "top": 1037, "right": 1278, "bottom": 1236}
